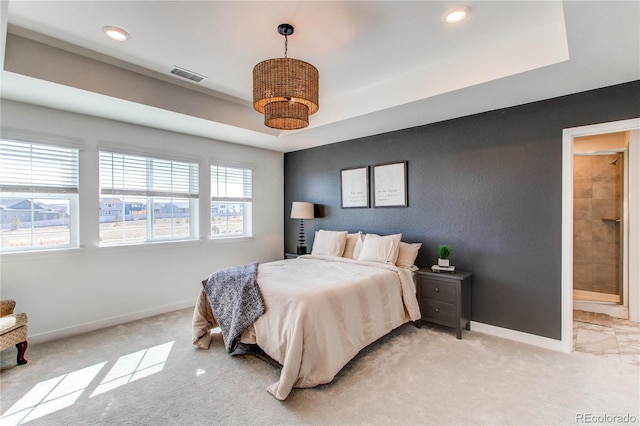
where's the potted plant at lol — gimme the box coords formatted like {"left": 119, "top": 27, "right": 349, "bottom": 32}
{"left": 438, "top": 244, "right": 453, "bottom": 267}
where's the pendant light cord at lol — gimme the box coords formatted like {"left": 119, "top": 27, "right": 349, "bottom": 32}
{"left": 284, "top": 34, "right": 288, "bottom": 58}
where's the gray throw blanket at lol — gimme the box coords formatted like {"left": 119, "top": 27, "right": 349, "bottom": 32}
{"left": 202, "top": 262, "right": 264, "bottom": 353}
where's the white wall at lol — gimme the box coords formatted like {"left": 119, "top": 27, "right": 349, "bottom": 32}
{"left": 0, "top": 100, "right": 284, "bottom": 343}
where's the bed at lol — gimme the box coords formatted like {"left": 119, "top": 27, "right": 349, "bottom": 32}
{"left": 192, "top": 231, "right": 422, "bottom": 400}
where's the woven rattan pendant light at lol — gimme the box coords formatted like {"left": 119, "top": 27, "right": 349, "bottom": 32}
{"left": 253, "top": 24, "right": 319, "bottom": 130}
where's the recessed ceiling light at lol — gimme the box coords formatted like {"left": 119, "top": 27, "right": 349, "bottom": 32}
{"left": 102, "top": 26, "right": 130, "bottom": 41}
{"left": 442, "top": 6, "right": 471, "bottom": 24}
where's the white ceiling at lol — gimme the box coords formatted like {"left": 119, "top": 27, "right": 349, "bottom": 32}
{"left": 1, "top": 1, "right": 638, "bottom": 153}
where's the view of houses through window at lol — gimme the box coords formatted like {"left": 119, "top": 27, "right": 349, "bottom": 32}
{"left": 0, "top": 197, "right": 73, "bottom": 249}
{"left": 98, "top": 196, "right": 193, "bottom": 243}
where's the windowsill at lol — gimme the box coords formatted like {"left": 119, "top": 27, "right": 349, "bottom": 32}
{"left": 98, "top": 238, "right": 203, "bottom": 252}
{"left": 0, "top": 246, "right": 85, "bottom": 261}
{"left": 208, "top": 235, "right": 254, "bottom": 244}
{"left": 1, "top": 236, "right": 257, "bottom": 259}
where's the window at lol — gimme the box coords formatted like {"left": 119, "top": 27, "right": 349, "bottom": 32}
{"left": 99, "top": 151, "right": 199, "bottom": 245}
{"left": 210, "top": 165, "right": 252, "bottom": 238}
{"left": 0, "top": 139, "right": 79, "bottom": 252}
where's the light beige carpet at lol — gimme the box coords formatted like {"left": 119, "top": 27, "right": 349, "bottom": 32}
{"left": 1, "top": 308, "right": 638, "bottom": 425}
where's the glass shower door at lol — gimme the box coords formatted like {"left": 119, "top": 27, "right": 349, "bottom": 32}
{"left": 573, "top": 152, "right": 624, "bottom": 304}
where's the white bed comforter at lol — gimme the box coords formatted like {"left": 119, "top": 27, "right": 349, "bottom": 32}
{"left": 192, "top": 255, "right": 421, "bottom": 400}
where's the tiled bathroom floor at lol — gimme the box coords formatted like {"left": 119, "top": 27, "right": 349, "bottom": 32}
{"left": 573, "top": 310, "right": 640, "bottom": 366}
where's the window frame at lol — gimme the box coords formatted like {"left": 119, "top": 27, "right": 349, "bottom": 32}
{"left": 0, "top": 138, "right": 80, "bottom": 253}
{"left": 98, "top": 150, "right": 200, "bottom": 246}
{"left": 210, "top": 163, "right": 253, "bottom": 239}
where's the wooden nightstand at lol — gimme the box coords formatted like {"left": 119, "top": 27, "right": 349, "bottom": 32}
{"left": 415, "top": 269, "right": 472, "bottom": 339}
{"left": 284, "top": 253, "right": 300, "bottom": 259}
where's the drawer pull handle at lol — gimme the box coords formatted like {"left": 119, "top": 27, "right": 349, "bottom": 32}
{"left": 434, "top": 287, "right": 440, "bottom": 292}
{"left": 434, "top": 307, "right": 439, "bottom": 313}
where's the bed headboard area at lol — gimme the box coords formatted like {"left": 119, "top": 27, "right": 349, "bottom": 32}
{"left": 284, "top": 80, "right": 640, "bottom": 341}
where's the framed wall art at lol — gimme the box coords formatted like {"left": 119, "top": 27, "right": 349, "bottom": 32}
{"left": 340, "top": 166, "right": 369, "bottom": 208}
{"left": 373, "top": 161, "right": 407, "bottom": 207}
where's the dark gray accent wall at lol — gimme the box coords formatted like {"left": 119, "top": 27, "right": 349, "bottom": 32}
{"left": 284, "top": 80, "right": 640, "bottom": 340}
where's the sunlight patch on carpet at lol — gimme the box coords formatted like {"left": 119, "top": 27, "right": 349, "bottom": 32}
{"left": 0, "top": 362, "right": 106, "bottom": 425}
{"left": 0, "top": 341, "right": 175, "bottom": 424}
{"left": 90, "top": 341, "right": 174, "bottom": 397}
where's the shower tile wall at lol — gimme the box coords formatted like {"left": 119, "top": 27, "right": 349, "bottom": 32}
{"left": 573, "top": 154, "right": 622, "bottom": 296}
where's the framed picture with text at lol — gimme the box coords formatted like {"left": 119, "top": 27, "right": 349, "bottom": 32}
{"left": 340, "top": 166, "right": 369, "bottom": 208}
{"left": 373, "top": 161, "right": 407, "bottom": 207}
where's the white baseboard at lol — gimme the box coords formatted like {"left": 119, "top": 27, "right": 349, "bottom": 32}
{"left": 28, "top": 299, "right": 195, "bottom": 345}
{"left": 28, "top": 304, "right": 569, "bottom": 352}
{"left": 470, "top": 321, "right": 564, "bottom": 352}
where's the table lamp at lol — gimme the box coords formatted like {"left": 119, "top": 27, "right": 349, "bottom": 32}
{"left": 290, "top": 201, "right": 314, "bottom": 255}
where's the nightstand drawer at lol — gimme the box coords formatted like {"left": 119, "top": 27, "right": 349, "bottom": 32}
{"left": 418, "top": 277, "right": 457, "bottom": 303}
{"left": 419, "top": 298, "right": 456, "bottom": 325}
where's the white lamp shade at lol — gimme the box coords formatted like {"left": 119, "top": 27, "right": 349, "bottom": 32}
{"left": 291, "top": 201, "right": 314, "bottom": 219}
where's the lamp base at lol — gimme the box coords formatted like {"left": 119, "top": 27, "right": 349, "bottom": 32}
{"left": 297, "top": 246, "right": 308, "bottom": 255}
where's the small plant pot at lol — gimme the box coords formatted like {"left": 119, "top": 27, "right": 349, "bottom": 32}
{"left": 438, "top": 258, "right": 450, "bottom": 267}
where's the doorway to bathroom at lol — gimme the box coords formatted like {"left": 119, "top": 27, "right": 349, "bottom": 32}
{"left": 573, "top": 134, "right": 627, "bottom": 318}
{"left": 561, "top": 118, "right": 639, "bottom": 353}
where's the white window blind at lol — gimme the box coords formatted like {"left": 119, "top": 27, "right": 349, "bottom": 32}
{"left": 0, "top": 139, "right": 79, "bottom": 193}
{"left": 211, "top": 165, "right": 252, "bottom": 202}
{"left": 100, "top": 152, "right": 198, "bottom": 198}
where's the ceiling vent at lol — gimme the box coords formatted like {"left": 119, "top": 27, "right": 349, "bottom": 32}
{"left": 170, "top": 66, "right": 207, "bottom": 83}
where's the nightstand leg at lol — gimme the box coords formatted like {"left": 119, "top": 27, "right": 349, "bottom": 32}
{"left": 456, "top": 327, "right": 462, "bottom": 339}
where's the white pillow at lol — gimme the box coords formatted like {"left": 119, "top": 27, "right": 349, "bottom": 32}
{"left": 357, "top": 233, "right": 402, "bottom": 264}
{"left": 311, "top": 230, "right": 348, "bottom": 256}
{"left": 352, "top": 232, "right": 366, "bottom": 259}
{"left": 396, "top": 242, "right": 422, "bottom": 269}
{"left": 342, "top": 232, "right": 363, "bottom": 259}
